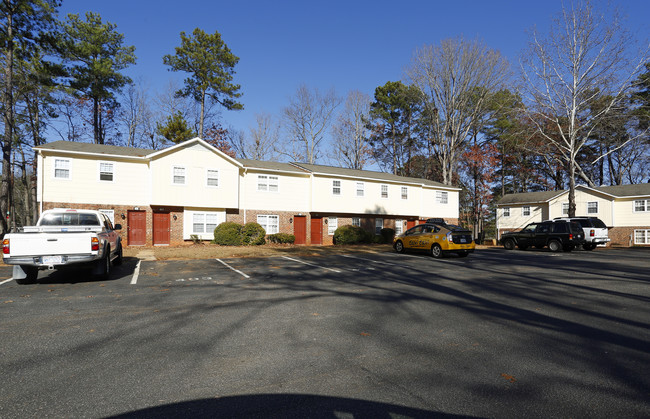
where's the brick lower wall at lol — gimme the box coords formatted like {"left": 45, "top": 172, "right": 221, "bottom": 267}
{"left": 609, "top": 226, "right": 650, "bottom": 246}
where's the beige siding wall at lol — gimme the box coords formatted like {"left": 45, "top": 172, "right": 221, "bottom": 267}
{"left": 41, "top": 154, "right": 149, "bottom": 206}
{"left": 149, "top": 143, "right": 239, "bottom": 208}
{"left": 241, "top": 170, "right": 310, "bottom": 212}
{"left": 550, "top": 191, "right": 613, "bottom": 224}
{"left": 612, "top": 199, "right": 650, "bottom": 227}
{"left": 420, "top": 187, "right": 460, "bottom": 219}
{"left": 497, "top": 204, "right": 545, "bottom": 231}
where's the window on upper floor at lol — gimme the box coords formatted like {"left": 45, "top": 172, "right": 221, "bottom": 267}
{"left": 257, "top": 214, "right": 279, "bottom": 234}
{"left": 352, "top": 217, "right": 361, "bottom": 227}
{"left": 559, "top": 203, "right": 567, "bottom": 215}
{"left": 381, "top": 185, "right": 388, "bottom": 199}
{"left": 587, "top": 201, "right": 598, "bottom": 214}
{"left": 332, "top": 180, "right": 341, "bottom": 196}
{"left": 206, "top": 169, "right": 219, "bottom": 187}
{"left": 257, "top": 175, "right": 279, "bottom": 192}
{"left": 634, "top": 199, "right": 649, "bottom": 212}
{"left": 356, "top": 182, "right": 364, "bottom": 197}
{"left": 328, "top": 216, "right": 337, "bottom": 235}
{"left": 401, "top": 187, "right": 408, "bottom": 200}
{"left": 173, "top": 166, "right": 186, "bottom": 185}
{"left": 503, "top": 207, "right": 511, "bottom": 217}
{"left": 99, "top": 162, "right": 113, "bottom": 182}
{"left": 436, "top": 191, "right": 448, "bottom": 204}
{"left": 54, "top": 158, "right": 71, "bottom": 179}
{"left": 522, "top": 206, "right": 530, "bottom": 216}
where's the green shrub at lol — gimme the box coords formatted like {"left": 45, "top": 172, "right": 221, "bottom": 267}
{"left": 213, "top": 222, "right": 242, "bottom": 246}
{"left": 333, "top": 225, "right": 372, "bottom": 245}
{"left": 379, "top": 228, "right": 395, "bottom": 244}
{"left": 268, "top": 233, "right": 295, "bottom": 244}
{"left": 241, "top": 222, "right": 266, "bottom": 246}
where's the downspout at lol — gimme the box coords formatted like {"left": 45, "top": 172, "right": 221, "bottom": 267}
{"left": 38, "top": 150, "right": 43, "bottom": 216}
{"left": 243, "top": 168, "right": 247, "bottom": 224}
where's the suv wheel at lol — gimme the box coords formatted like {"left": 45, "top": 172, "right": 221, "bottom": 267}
{"left": 548, "top": 240, "right": 562, "bottom": 252}
{"left": 503, "top": 238, "right": 515, "bottom": 250}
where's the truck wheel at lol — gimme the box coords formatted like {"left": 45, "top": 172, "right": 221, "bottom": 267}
{"left": 114, "top": 243, "right": 123, "bottom": 266}
{"left": 583, "top": 243, "right": 595, "bottom": 251}
{"left": 548, "top": 240, "right": 562, "bottom": 252}
{"left": 15, "top": 266, "right": 38, "bottom": 285}
{"left": 503, "top": 238, "right": 515, "bottom": 250}
{"left": 95, "top": 248, "right": 111, "bottom": 280}
{"left": 431, "top": 244, "right": 443, "bottom": 258}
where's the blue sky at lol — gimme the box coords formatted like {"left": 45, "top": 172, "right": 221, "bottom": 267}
{"left": 58, "top": 0, "right": 650, "bottom": 147}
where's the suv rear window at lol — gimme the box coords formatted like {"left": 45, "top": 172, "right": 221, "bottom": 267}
{"left": 552, "top": 223, "right": 567, "bottom": 233}
{"left": 590, "top": 218, "right": 606, "bottom": 228}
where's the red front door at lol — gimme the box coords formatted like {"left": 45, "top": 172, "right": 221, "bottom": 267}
{"left": 128, "top": 211, "right": 146, "bottom": 246}
{"left": 153, "top": 212, "right": 170, "bottom": 245}
{"left": 310, "top": 217, "right": 322, "bottom": 245}
{"left": 294, "top": 216, "right": 306, "bottom": 245}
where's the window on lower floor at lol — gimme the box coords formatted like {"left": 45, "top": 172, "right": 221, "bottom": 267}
{"left": 257, "top": 214, "right": 279, "bottom": 234}
{"left": 375, "top": 218, "right": 383, "bottom": 235}
{"left": 192, "top": 213, "right": 219, "bottom": 234}
{"left": 634, "top": 229, "right": 650, "bottom": 244}
{"left": 328, "top": 216, "right": 337, "bottom": 235}
{"left": 352, "top": 217, "right": 361, "bottom": 227}
{"left": 395, "top": 219, "right": 403, "bottom": 235}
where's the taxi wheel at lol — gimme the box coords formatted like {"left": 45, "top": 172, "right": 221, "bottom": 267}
{"left": 431, "top": 244, "right": 443, "bottom": 258}
{"left": 394, "top": 240, "right": 405, "bottom": 253}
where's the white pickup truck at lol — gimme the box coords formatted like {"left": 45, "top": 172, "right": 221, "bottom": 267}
{"left": 2, "top": 209, "right": 123, "bottom": 284}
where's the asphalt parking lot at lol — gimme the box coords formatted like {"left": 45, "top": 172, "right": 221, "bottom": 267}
{"left": 1, "top": 247, "right": 649, "bottom": 418}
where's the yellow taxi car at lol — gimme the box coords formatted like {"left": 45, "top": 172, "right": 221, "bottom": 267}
{"left": 393, "top": 219, "right": 475, "bottom": 258}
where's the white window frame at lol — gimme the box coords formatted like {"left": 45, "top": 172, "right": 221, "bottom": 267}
{"left": 634, "top": 199, "right": 649, "bottom": 212}
{"left": 562, "top": 203, "right": 569, "bottom": 215}
{"left": 328, "top": 216, "right": 337, "bottom": 235}
{"left": 257, "top": 214, "right": 279, "bottom": 234}
{"left": 191, "top": 212, "right": 219, "bottom": 234}
{"left": 375, "top": 218, "right": 383, "bottom": 235}
{"left": 381, "top": 184, "right": 388, "bottom": 199}
{"left": 395, "top": 219, "right": 403, "bottom": 235}
{"left": 401, "top": 187, "right": 408, "bottom": 200}
{"left": 206, "top": 169, "right": 219, "bottom": 187}
{"left": 522, "top": 206, "right": 530, "bottom": 216}
{"left": 356, "top": 182, "right": 364, "bottom": 197}
{"left": 332, "top": 180, "right": 341, "bottom": 196}
{"left": 172, "top": 165, "right": 186, "bottom": 185}
{"left": 436, "top": 191, "right": 448, "bottom": 204}
{"left": 587, "top": 201, "right": 598, "bottom": 214}
{"left": 503, "top": 207, "right": 511, "bottom": 217}
{"left": 634, "top": 229, "right": 650, "bottom": 245}
{"left": 98, "top": 161, "right": 114, "bottom": 182}
{"left": 352, "top": 217, "right": 361, "bottom": 227}
{"left": 54, "top": 158, "right": 71, "bottom": 180}
{"left": 257, "top": 175, "right": 279, "bottom": 192}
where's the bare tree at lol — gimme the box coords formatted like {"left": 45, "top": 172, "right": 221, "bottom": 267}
{"left": 236, "top": 113, "right": 280, "bottom": 160}
{"left": 519, "top": 0, "right": 649, "bottom": 216}
{"left": 407, "top": 37, "right": 510, "bottom": 185}
{"left": 118, "top": 80, "right": 151, "bottom": 147}
{"left": 282, "top": 84, "right": 341, "bottom": 164}
{"left": 330, "top": 90, "right": 371, "bottom": 169}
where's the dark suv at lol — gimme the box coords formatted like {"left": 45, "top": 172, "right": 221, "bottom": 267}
{"left": 500, "top": 220, "right": 586, "bottom": 252}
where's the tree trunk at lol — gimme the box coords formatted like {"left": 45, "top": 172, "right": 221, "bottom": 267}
{"left": 1, "top": 10, "right": 15, "bottom": 236}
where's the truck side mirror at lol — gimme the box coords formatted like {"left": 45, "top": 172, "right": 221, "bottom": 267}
{"left": 114, "top": 223, "right": 122, "bottom": 231}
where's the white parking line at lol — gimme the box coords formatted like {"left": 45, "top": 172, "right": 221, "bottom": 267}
{"left": 282, "top": 256, "right": 342, "bottom": 273}
{"left": 216, "top": 259, "right": 250, "bottom": 279}
{"left": 1, "top": 278, "right": 13, "bottom": 285}
{"left": 130, "top": 260, "right": 141, "bottom": 285}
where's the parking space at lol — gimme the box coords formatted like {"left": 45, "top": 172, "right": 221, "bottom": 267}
{"left": 1, "top": 248, "right": 648, "bottom": 417}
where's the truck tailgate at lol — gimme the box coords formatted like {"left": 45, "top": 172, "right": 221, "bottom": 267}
{"left": 9, "top": 232, "right": 94, "bottom": 256}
